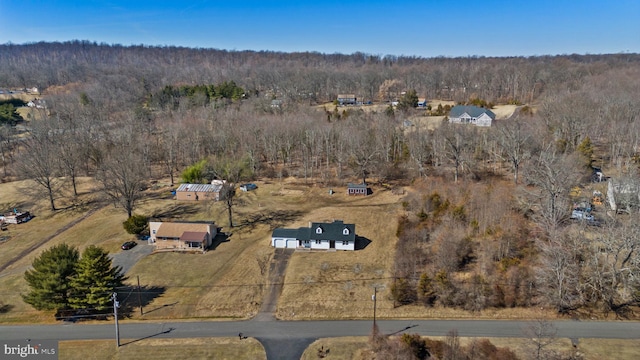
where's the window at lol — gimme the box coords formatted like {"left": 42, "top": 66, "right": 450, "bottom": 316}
{"left": 315, "top": 240, "right": 322, "bottom": 244}
{"left": 342, "top": 241, "right": 350, "bottom": 245}
{"left": 152, "top": 229, "right": 156, "bottom": 234}
{"left": 342, "top": 228, "right": 350, "bottom": 235}
{"left": 303, "top": 240, "right": 310, "bottom": 244}
{"left": 315, "top": 226, "right": 323, "bottom": 234}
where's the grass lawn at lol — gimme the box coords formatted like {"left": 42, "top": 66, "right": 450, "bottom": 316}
{"left": 59, "top": 337, "right": 266, "bottom": 360}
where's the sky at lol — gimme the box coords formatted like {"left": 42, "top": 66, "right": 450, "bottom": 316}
{"left": 0, "top": 0, "right": 638, "bottom": 58}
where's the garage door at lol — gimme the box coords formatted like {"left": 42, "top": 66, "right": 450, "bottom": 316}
{"left": 286, "top": 239, "right": 298, "bottom": 248}
{"left": 273, "top": 239, "right": 286, "bottom": 248}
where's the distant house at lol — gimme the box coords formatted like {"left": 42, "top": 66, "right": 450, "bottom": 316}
{"left": 271, "top": 220, "right": 356, "bottom": 251}
{"left": 175, "top": 182, "right": 225, "bottom": 201}
{"left": 149, "top": 221, "right": 217, "bottom": 252}
{"left": 417, "top": 98, "right": 428, "bottom": 107}
{"left": 337, "top": 94, "right": 357, "bottom": 106}
{"left": 271, "top": 99, "right": 283, "bottom": 108}
{"left": 347, "top": 183, "right": 369, "bottom": 196}
{"left": 448, "top": 105, "right": 495, "bottom": 127}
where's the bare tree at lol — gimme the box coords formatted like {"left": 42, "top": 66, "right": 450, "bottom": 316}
{"left": 584, "top": 220, "right": 640, "bottom": 317}
{"left": 536, "top": 235, "right": 583, "bottom": 314}
{"left": 493, "top": 116, "right": 536, "bottom": 184}
{"left": 96, "top": 136, "right": 146, "bottom": 218}
{"left": 0, "top": 124, "right": 17, "bottom": 178}
{"left": 437, "top": 123, "right": 474, "bottom": 183}
{"left": 522, "top": 145, "right": 580, "bottom": 234}
{"left": 16, "top": 120, "right": 61, "bottom": 211}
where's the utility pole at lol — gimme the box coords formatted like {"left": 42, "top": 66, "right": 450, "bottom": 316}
{"left": 372, "top": 287, "right": 377, "bottom": 328}
{"left": 112, "top": 292, "right": 120, "bottom": 348}
{"left": 137, "top": 275, "right": 143, "bottom": 316}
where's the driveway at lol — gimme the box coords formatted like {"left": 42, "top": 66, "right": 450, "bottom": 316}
{"left": 110, "top": 241, "right": 154, "bottom": 274}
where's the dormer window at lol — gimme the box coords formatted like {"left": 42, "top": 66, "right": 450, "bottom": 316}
{"left": 342, "top": 228, "right": 350, "bottom": 235}
{"left": 315, "top": 226, "right": 323, "bottom": 234}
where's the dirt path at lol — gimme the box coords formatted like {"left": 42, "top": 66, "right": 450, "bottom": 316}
{"left": 253, "top": 248, "right": 293, "bottom": 321}
{"left": 0, "top": 207, "right": 103, "bottom": 275}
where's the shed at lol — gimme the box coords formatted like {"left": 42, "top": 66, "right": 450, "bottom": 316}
{"left": 175, "top": 183, "right": 224, "bottom": 201}
{"left": 347, "top": 183, "right": 369, "bottom": 196}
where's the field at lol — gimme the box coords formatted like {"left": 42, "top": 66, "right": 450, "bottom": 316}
{"left": 58, "top": 337, "right": 266, "bottom": 360}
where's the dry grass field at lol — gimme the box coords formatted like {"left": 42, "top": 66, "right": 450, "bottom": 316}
{"left": 59, "top": 337, "right": 266, "bottom": 360}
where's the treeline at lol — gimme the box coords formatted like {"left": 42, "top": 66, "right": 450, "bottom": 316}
{"left": 2, "top": 41, "right": 640, "bottom": 105}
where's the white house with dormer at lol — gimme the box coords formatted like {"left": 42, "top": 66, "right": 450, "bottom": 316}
{"left": 271, "top": 220, "right": 356, "bottom": 251}
{"left": 448, "top": 105, "right": 495, "bottom": 127}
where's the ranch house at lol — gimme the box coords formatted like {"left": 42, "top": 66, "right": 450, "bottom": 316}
{"left": 149, "top": 221, "right": 217, "bottom": 252}
{"left": 337, "top": 94, "right": 357, "bottom": 106}
{"left": 271, "top": 220, "right": 356, "bottom": 251}
{"left": 448, "top": 105, "right": 495, "bottom": 127}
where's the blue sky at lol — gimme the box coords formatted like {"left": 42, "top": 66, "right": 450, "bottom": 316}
{"left": 1, "top": 0, "right": 638, "bottom": 57}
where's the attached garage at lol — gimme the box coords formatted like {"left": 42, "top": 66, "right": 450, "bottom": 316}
{"left": 271, "top": 228, "right": 300, "bottom": 249}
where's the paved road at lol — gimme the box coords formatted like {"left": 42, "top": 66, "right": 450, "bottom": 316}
{"left": 1, "top": 319, "right": 638, "bottom": 341}
{"left": 1, "top": 319, "right": 637, "bottom": 359}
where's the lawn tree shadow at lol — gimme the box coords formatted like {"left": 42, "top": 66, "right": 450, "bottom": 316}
{"left": 150, "top": 203, "right": 200, "bottom": 219}
{"left": 209, "top": 230, "right": 231, "bottom": 251}
{"left": 0, "top": 303, "right": 14, "bottom": 313}
{"left": 117, "top": 285, "right": 167, "bottom": 318}
{"left": 355, "top": 235, "right": 372, "bottom": 250}
{"left": 237, "top": 210, "right": 304, "bottom": 231}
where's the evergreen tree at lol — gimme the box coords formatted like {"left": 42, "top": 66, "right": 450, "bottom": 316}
{"left": 69, "top": 246, "right": 126, "bottom": 312}
{"left": 23, "top": 244, "right": 79, "bottom": 311}
{"left": 397, "top": 89, "right": 418, "bottom": 111}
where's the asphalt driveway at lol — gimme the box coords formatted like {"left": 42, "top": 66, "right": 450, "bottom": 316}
{"left": 110, "top": 241, "right": 154, "bottom": 274}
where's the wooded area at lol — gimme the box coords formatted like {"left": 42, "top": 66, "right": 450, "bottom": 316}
{"left": 1, "top": 41, "right": 639, "bottom": 318}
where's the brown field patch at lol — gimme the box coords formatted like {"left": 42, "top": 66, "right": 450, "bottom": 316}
{"left": 59, "top": 337, "right": 266, "bottom": 360}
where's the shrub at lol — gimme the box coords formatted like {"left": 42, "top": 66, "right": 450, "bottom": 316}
{"left": 123, "top": 214, "right": 148, "bottom": 235}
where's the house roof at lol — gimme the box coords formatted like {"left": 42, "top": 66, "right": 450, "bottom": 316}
{"left": 156, "top": 222, "right": 214, "bottom": 238}
{"left": 337, "top": 94, "right": 356, "bottom": 99}
{"left": 347, "top": 183, "right": 367, "bottom": 189}
{"left": 271, "top": 220, "right": 356, "bottom": 242}
{"left": 449, "top": 105, "right": 496, "bottom": 119}
{"left": 310, "top": 220, "right": 355, "bottom": 241}
{"left": 272, "top": 228, "right": 301, "bottom": 239}
{"left": 176, "top": 183, "right": 223, "bottom": 193}
{"left": 180, "top": 231, "right": 208, "bottom": 243}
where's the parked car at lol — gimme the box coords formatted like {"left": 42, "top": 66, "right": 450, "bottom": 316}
{"left": 121, "top": 241, "right": 137, "bottom": 250}
{"left": 239, "top": 183, "right": 258, "bottom": 192}
{"left": 570, "top": 208, "right": 594, "bottom": 221}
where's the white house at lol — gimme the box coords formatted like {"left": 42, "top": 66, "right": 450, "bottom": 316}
{"left": 448, "top": 105, "right": 495, "bottom": 127}
{"left": 271, "top": 220, "right": 356, "bottom": 251}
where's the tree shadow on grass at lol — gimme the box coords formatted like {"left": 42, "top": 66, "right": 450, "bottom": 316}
{"left": 117, "top": 285, "right": 167, "bottom": 318}
{"left": 355, "top": 235, "right": 372, "bottom": 250}
{"left": 209, "top": 230, "right": 231, "bottom": 251}
{"left": 237, "top": 209, "right": 304, "bottom": 231}
{"left": 150, "top": 203, "right": 200, "bottom": 220}
{"left": 0, "top": 303, "right": 14, "bottom": 313}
